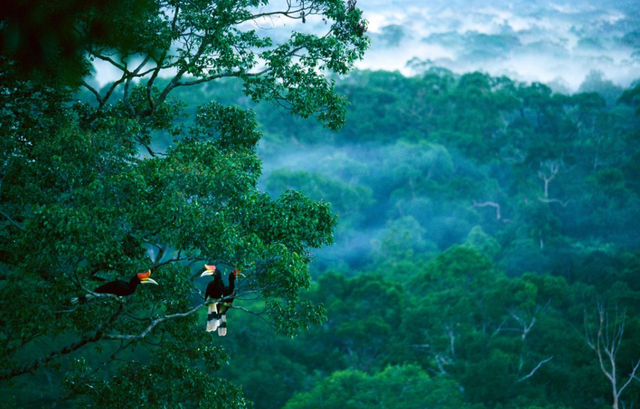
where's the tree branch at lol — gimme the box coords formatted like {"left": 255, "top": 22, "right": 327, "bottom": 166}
{"left": 0, "top": 208, "right": 25, "bottom": 231}
{"left": 232, "top": 305, "right": 276, "bottom": 329}
{"left": 538, "top": 197, "right": 572, "bottom": 207}
{"left": 86, "top": 49, "right": 127, "bottom": 71}
{"left": 0, "top": 304, "right": 124, "bottom": 381}
{"left": 173, "top": 68, "right": 270, "bottom": 88}
{"left": 618, "top": 360, "right": 640, "bottom": 397}
{"left": 585, "top": 301, "right": 640, "bottom": 408}
{"left": 123, "top": 54, "right": 152, "bottom": 113}
{"left": 538, "top": 160, "right": 560, "bottom": 198}
{"left": 80, "top": 81, "right": 104, "bottom": 105}
{"left": 103, "top": 303, "right": 204, "bottom": 341}
{"left": 509, "top": 310, "right": 537, "bottom": 340}
{"left": 98, "top": 72, "right": 128, "bottom": 109}
{"left": 518, "top": 356, "right": 554, "bottom": 382}
{"left": 472, "top": 200, "right": 501, "bottom": 220}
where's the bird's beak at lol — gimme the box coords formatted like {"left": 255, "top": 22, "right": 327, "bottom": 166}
{"left": 141, "top": 278, "right": 159, "bottom": 285}
{"left": 238, "top": 272, "right": 247, "bottom": 278}
{"left": 200, "top": 270, "right": 214, "bottom": 277}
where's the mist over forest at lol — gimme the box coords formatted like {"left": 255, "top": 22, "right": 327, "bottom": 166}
{"left": 360, "top": 0, "right": 640, "bottom": 90}
{"left": 2, "top": 0, "right": 640, "bottom": 409}
{"left": 174, "top": 67, "right": 639, "bottom": 276}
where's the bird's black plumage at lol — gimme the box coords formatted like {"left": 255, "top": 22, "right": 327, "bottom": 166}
{"left": 70, "top": 270, "right": 157, "bottom": 304}
{"left": 217, "top": 270, "right": 239, "bottom": 336}
{"left": 205, "top": 270, "right": 224, "bottom": 301}
{"left": 94, "top": 275, "right": 142, "bottom": 296}
{"left": 222, "top": 270, "right": 237, "bottom": 304}
{"left": 205, "top": 269, "right": 240, "bottom": 335}
{"left": 204, "top": 266, "right": 224, "bottom": 332}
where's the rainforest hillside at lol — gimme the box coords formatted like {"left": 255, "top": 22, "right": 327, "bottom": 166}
{"left": 2, "top": 0, "right": 640, "bottom": 405}
{"left": 157, "top": 68, "right": 640, "bottom": 409}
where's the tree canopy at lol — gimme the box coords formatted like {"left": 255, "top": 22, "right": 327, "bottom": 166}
{"left": 0, "top": 0, "right": 368, "bottom": 406}
{"left": 3, "top": 2, "right": 640, "bottom": 409}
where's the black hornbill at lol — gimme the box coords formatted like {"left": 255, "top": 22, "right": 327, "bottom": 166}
{"left": 219, "top": 268, "right": 245, "bottom": 336}
{"left": 71, "top": 270, "right": 158, "bottom": 304}
{"left": 200, "top": 264, "right": 224, "bottom": 332}
{"left": 200, "top": 266, "right": 244, "bottom": 336}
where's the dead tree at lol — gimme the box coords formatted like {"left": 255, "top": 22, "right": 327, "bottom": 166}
{"left": 538, "top": 160, "right": 559, "bottom": 199}
{"left": 584, "top": 302, "right": 640, "bottom": 409}
{"left": 508, "top": 301, "right": 550, "bottom": 341}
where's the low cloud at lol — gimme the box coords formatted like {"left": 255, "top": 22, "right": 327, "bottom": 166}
{"left": 357, "top": 0, "right": 640, "bottom": 90}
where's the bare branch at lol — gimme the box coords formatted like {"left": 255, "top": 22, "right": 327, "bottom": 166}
{"left": 618, "top": 360, "right": 640, "bottom": 397}
{"left": 538, "top": 160, "right": 560, "bottom": 198}
{"left": 123, "top": 54, "right": 152, "bottom": 112}
{"left": 132, "top": 55, "right": 151, "bottom": 75}
{"left": 518, "top": 356, "right": 554, "bottom": 382}
{"left": 232, "top": 305, "right": 275, "bottom": 329}
{"left": 509, "top": 310, "right": 537, "bottom": 340}
{"left": 99, "top": 72, "right": 128, "bottom": 109}
{"left": 103, "top": 304, "right": 204, "bottom": 341}
{"left": 585, "top": 301, "right": 640, "bottom": 409}
{"left": 411, "top": 344, "right": 430, "bottom": 349}
{"left": 80, "top": 81, "right": 104, "bottom": 105}
{"left": 86, "top": 49, "right": 127, "bottom": 71}
{"left": 472, "top": 200, "right": 501, "bottom": 220}
{"left": 445, "top": 325, "right": 456, "bottom": 359}
{"left": 491, "top": 317, "right": 509, "bottom": 337}
{"left": 434, "top": 354, "right": 451, "bottom": 375}
{"left": 537, "top": 197, "right": 572, "bottom": 207}
{"left": 174, "top": 67, "right": 270, "bottom": 88}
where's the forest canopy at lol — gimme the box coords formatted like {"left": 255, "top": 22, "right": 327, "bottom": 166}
{"left": 2, "top": 1, "right": 640, "bottom": 409}
{"left": 0, "top": 0, "right": 368, "bottom": 407}
{"left": 182, "top": 68, "right": 640, "bottom": 409}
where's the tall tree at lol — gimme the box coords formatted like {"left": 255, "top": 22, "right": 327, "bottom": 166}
{"left": 0, "top": 0, "right": 369, "bottom": 406}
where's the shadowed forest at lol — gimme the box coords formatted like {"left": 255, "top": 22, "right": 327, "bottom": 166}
{"left": 2, "top": 0, "right": 640, "bottom": 408}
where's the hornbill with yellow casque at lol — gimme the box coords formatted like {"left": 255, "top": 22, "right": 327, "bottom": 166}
{"left": 71, "top": 270, "right": 158, "bottom": 304}
{"left": 201, "top": 264, "right": 224, "bottom": 332}
{"left": 200, "top": 266, "right": 244, "bottom": 336}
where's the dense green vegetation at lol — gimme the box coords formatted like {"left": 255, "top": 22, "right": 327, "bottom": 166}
{"left": 3, "top": 0, "right": 640, "bottom": 408}
{"left": 175, "top": 70, "right": 640, "bottom": 409}
{"left": 0, "top": 0, "right": 368, "bottom": 407}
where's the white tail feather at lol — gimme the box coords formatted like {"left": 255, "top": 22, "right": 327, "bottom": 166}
{"left": 206, "top": 303, "right": 221, "bottom": 332}
{"left": 218, "top": 314, "right": 227, "bottom": 336}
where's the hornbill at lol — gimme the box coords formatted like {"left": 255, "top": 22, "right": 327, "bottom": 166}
{"left": 200, "top": 266, "right": 244, "bottom": 336}
{"left": 71, "top": 270, "right": 158, "bottom": 304}
{"left": 219, "top": 269, "right": 244, "bottom": 336}
{"left": 200, "top": 264, "right": 224, "bottom": 332}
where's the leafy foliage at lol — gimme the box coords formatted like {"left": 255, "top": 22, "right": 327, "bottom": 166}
{"left": 3, "top": 2, "right": 640, "bottom": 408}
{"left": 0, "top": 0, "right": 368, "bottom": 406}
{"left": 207, "top": 68, "right": 640, "bottom": 409}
